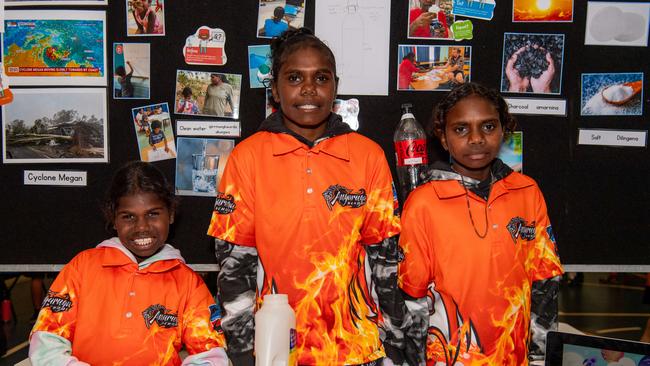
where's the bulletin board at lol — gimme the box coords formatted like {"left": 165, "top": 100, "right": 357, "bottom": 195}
{"left": 0, "top": 0, "right": 648, "bottom": 270}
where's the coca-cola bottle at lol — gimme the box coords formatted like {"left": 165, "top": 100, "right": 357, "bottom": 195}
{"left": 394, "top": 103, "right": 428, "bottom": 202}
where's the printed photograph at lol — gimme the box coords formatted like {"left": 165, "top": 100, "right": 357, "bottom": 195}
{"left": 501, "top": 33, "right": 565, "bottom": 95}
{"left": 113, "top": 43, "right": 150, "bottom": 99}
{"left": 581, "top": 73, "right": 643, "bottom": 116}
{"left": 183, "top": 26, "right": 227, "bottom": 66}
{"left": 3, "top": 88, "right": 108, "bottom": 163}
{"left": 407, "top": 0, "right": 456, "bottom": 40}
{"left": 585, "top": 2, "right": 649, "bottom": 47}
{"left": 5, "top": 0, "right": 106, "bottom": 5}
{"left": 3, "top": 10, "right": 106, "bottom": 86}
{"left": 248, "top": 45, "right": 272, "bottom": 89}
{"left": 257, "top": 0, "right": 306, "bottom": 39}
{"left": 175, "top": 70, "right": 242, "bottom": 119}
{"left": 265, "top": 88, "right": 277, "bottom": 118}
{"left": 175, "top": 137, "right": 235, "bottom": 197}
{"left": 498, "top": 131, "right": 523, "bottom": 173}
{"left": 397, "top": 45, "right": 472, "bottom": 91}
{"left": 126, "top": 0, "right": 165, "bottom": 36}
{"left": 131, "top": 103, "right": 177, "bottom": 162}
{"left": 513, "top": 0, "right": 573, "bottom": 22}
{"left": 333, "top": 98, "right": 360, "bottom": 131}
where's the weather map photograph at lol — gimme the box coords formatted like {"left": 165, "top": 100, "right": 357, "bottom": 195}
{"left": 2, "top": 10, "right": 106, "bottom": 86}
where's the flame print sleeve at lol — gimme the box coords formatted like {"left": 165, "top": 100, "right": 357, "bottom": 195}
{"left": 181, "top": 273, "right": 226, "bottom": 357}
{"left": 207, "top": 147, "right": 256, "bottom": 247}
{"left": 29, "top": 256, "right": 83, "bottom": 365}
{"left": 215, "top": 239, "right": 257, "bottom": 359}
{"left": 359, "top": 152, "right": 401, "bottom": 244}
{"left": 527, "top": 187, "right": 563, "bottom": 282}
{"left": 397, "top": 191, "right": 434, "bottom": 299}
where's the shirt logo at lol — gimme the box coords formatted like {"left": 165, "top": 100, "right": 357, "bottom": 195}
{"left": 42, "top": 291, "right": 73, "bottom": 313}
{"left": 322, "top": 185, "right": 367, "bottom": 210}
{"left": 506, "top": 217, "right": 536, "bottom": 243}
{"left": 142, "top": 304, "right": 178, "bottom": 329}
{"left": 209, "top": 303, "right": 223, "bottom": 332}
{"left": 213, "top": 192, "right": 236, "bottom": 214}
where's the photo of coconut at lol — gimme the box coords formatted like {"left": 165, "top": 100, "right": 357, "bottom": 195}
{"left": 581, "top": 73, "right": 643, "bottom": 116}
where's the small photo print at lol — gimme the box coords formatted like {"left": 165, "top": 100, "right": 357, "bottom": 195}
{"left": 257, "top": 0, "right": 306, "bottom": 38}
{"left": 265, "top": 88, "right": 277, "bottom": 118}
{"left": 499, "top": 131, "right": 523, "bottom": 173}
{"left": 333, "top": 98, "right": 360, "bottom": 131}
{"left": 513, "top": 0, "right": 574, "bottom": 22}
{"left": 127, "top": 0, "right": 165, "bottom": 36}
{"left": 248, "top": 45, "right": 272, "bottom": 89}
{"left": 3, "top": 88, "right": 108, "bottom": 163}
{"left": 397, "top": 45, "right": 471, "bottom": 91}
{"left": 131, "top": 103, "right": 176, "bottom": 162}
{"left": 501, "top": 33, "right": 565, "bottom": 95}
{"left": 585, "top": 2, "right": 649, "bottom": 47}
{"left": 581, "top": 73, "right": 643, "bottom": 116}
{"left": 175, "top": 70, "right": 242, "bottom": 119}
{"left": 175, "top": 137, "right": 235, "bottom": 197}
{"left": 113, "top": 43, "right": 150, "bottom": 99}
{"left": 408, "top": 0, "right": 455, "bottom": 40}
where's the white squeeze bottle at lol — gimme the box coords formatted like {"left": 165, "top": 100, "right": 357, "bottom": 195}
{"left": 255, "top": 294, "right": 297, "bottom": 366}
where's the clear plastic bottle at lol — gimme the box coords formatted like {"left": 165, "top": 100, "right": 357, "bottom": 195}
{"left": 393, "top": 103, "right": 428, "bottom": 203}
{"left": 255, "top": 294, "right": 297, "bottom": 366}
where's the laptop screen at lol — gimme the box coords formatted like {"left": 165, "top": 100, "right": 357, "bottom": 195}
{"left": 546, "top": 331, "right": 650, "bottom": 366}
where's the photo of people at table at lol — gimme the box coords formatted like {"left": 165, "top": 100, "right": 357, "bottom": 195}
{"left": 397, "top": 45, "right": 471, "bottom": 91}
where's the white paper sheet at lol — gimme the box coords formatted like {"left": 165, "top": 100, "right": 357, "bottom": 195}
{"left": 315, "top": 0, "right": 391, "bottom": 96}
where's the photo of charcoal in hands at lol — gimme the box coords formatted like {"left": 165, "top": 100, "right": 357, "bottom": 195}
{"left": 501, "top": 33, "right": 565, "bottom": 94}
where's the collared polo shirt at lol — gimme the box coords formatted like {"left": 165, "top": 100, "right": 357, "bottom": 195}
{"left": 399, "top": 172, "right": 563, "bottom": 365}
{"left": 31, "top": 246, "right": 225, "bottom": 365}
{"left": 208, "top": 130, "right": 400, "bottom": 365}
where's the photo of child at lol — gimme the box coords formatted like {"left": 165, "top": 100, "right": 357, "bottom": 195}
{"left": 175, "top": 70, "right": 242, "bottom": 119}
{"left": 130, "top": 103, "right": 176, "bottom": 162}
{"left": 407, "top": 0, "right": 455, "bottom": 40}
{"left": 256, "top": 0, "right": 305, "bottom": 39}
{"left": 113, "top": 43, "right": 150, "bottom": 99}
{"left": 126, "top": 0, "right": 164, "bottom": 36}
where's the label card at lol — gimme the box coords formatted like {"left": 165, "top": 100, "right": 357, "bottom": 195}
{"left": 176, "top": 120, "right": 240, "bottom": 137}
{"left": 577, "top": 129, "right": 647, "bottom": 147}
{"left": 24, "top": 170, "right": 87, "bottom": 186}
{"left": 505, "top": 98, "right": 567, "bottom": 116}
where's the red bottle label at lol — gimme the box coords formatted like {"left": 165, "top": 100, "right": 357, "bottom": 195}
{"left": 395, "top": 139, "right": 428, "bottom": 167}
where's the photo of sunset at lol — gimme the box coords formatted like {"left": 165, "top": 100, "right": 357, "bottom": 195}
{"left": 513, "top": 0, "right": 573, "bottom": 22}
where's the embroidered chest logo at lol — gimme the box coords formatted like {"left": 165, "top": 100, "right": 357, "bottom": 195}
{"left": 142, "top": 304, "right": 178, "bottom": 329}
{"left": 506, "top": 217, "right": 536, "bottom": 243}
{"left": 213, "top": 192, "right": 236, "bottom": 214}
{"left": 322, "top": 184, "right": 367, "bottom": 211}
{"left": 42, "top": 291, "right": 73, "bottom": 313}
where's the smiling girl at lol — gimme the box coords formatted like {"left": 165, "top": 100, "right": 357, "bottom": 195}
{"left": 29, "top": 162, "right": 227, "bottom": 366}
{"left": 207, "top": 28, "right": 412, "bottom": 365}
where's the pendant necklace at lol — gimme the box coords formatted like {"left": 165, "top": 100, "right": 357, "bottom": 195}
{"left": 456, "top": 169, "right": 491, "bottom": 239}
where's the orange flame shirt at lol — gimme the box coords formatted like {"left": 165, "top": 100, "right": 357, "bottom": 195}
{"left": 30, "top": 244, "right": 226, "bottom": 365}
{"left": 208, "top": 131, "right": 400, "bottom": 365}
{"left": 399, "top": 172, "right": 563, "bottom": 366}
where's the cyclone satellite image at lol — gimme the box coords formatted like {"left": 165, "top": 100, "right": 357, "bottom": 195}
{"left": 3, "top": 11, "right": 105, "bottom": 85}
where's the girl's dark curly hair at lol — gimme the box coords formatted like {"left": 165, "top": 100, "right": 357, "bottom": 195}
{"left": 428, "top": 82, "right": 517, "bottom": 139}
{"left": 270, "top": 27, "right": 339, "bottom": 85}
{"left": 102, "top": 161, "right": 177, "bottom": 226}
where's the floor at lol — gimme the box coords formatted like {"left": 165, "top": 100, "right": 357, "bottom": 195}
{"left": 2, "top": 273, "right": 649, "bottom": 365}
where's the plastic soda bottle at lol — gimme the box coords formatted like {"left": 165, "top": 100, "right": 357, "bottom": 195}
{"left": 393, "top": 103, "right": 428, "bottom": 202}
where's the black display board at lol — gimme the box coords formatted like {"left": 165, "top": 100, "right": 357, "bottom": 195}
{"left": 1, "top": 0, "right": 648, "bottom": 267}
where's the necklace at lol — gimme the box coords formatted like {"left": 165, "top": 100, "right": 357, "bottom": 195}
{"left": 456, "top": 170, "right": 490, "bottom": 239}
